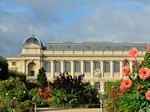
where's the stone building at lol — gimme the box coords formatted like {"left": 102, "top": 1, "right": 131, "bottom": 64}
{"left": 7, "top": 35, "right": 147, "bottom": 93}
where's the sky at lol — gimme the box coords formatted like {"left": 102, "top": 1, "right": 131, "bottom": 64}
{"left": 1, "top": 0, "right": 150, "bottom": 57}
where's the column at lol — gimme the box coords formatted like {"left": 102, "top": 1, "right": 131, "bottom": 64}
{"left": 51, "top": 61, "right": 54, "bottom": 78}
{"left": 71, "top": 61, "right": 74, "bottom": 76}
{"left": 110, "top": 61, "right": 114, "bottom": 78}
{"left": 120, "top": 61, "right": 123, "bottom": 78}
{"left": 80, "top": 61, "right": 84, "bottom": 74}
{"left": 23, "top": 59, "right": 26, "bottom": 74}
{"left": 90, "top": 61, "right": 94, "bottom": 78}
{"left": 101, "top": 81, "right": 105, "bottom": 93}
{"left": 129, "top": 61, "right": 133, "bottom": 71}
{"left": 61, "top": 61, "right": 64, "bottom": 73}
{"left": 100, "top": 61, "right": 103, "bottom": 78}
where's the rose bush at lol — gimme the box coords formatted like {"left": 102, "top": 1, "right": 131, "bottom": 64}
{"left": 103, "top": 45, "right": 150, "bottom": 112}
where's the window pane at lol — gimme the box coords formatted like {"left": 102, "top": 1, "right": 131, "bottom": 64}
{"left": 95, "top": 82, "right": 100, "bottom": 90}
{"left": 55, "top": 61, "right": 61, "bottom": 72}
{"left": 74, "top": 61, "right": 81, "bottom": 72}
{"left": 44, "top": 61, "right": 51, "bottom": 72}
{"left": 132, "top": 61, "right": 137, "bottom": 72}
{"left": 123, "top": 62, "right": 129, "bottom": 66}
{"left": 94, "top": 61, "right": 100, "bottom": 70}
{"left": 103, "top": 61, "right": 110, "bottom": 72}
{"left": 84, "top": 61, "right": 90, "bottom": 72}
{"left": 12, "top": 62, "right": 16, "bottom": 66}
{"left": 64, "top": 61, "right": 71, "bottom": 72}
{"left": 114, "top": 61, "right": 120, "bottom": 73}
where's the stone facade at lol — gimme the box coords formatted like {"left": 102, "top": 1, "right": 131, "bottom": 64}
{"left": 7, "top": 35, "right": 147, "bottom": 93}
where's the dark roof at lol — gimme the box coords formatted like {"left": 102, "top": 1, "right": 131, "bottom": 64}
{"left": 45, "top": 41, "right": 147, "bottom": 51}
{"left": 23, "top": 34, "right": 43, "bottom": 48}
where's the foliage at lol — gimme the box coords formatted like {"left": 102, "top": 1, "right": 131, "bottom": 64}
{"left": 0, "top": 56, "right": 9, "bottom": 80}
{"left": 49, "top": 88, "right": 78, "bottom": 108}
{"left": 0, "top": 77, "right": 28, "bottom": 102}
{"left": 50, "top": 72, "right": 100, "bottom": 108}
{"left": 103, "top": 46, "right": 150, "bottom": 112}
{"left": 8, "top": 70, "right": 26, "bottom": 82}
{"left": 37, "top": 67, "right": 47, "bottom": 88}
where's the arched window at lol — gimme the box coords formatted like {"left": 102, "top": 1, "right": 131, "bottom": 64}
{"left": 28, "top": 62, "right": 36, "bottom": 76}
{"left": 74, "top": 61, "right": 81, "bottom": 72}
{"left": 95, "top": 82, "right": 100, "bottom": 90}
{"left": 64, "top": 61, "right": 71, "bottom": 72}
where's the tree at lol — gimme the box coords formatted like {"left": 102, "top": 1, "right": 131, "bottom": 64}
{"left": 50, "top": 72, "right": 100, "bottom": 107}
{"left": 0, "top": 56, "right": 9, "bottom": 80}
{"left": 37, "top": 67, "right": 47, "bottom": 88}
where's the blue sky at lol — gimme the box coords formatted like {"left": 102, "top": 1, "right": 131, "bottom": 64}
{"left": 1, "top": 0, "right": 150, "bottom": 57}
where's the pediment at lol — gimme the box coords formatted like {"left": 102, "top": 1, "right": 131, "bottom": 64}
{"left": 23, "top": 43, "right": 41, "bottom": 49}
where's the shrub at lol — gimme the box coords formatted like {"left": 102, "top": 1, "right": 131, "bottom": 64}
{"left": 103, "top": 45, "right": 150, "bottom": 112}
{"left": 50, "top": 72, "right": 100, "bottom": 108}
{"left": 37, "top": 67, "right": 47, "bottom": 88}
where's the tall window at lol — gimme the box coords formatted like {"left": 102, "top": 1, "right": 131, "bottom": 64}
{"left": 55, "top": 61, "right": 61, "bottom": 72}
{"left": 94, "top": 61, "right": 100, "bottom": 70}
{"left": 84, "top": 61, "right": 90, "bottom": 72}
{"left": 44, "top": 61, "right": 51, "bottom": 72}
{"left": 114, "top": 61, "right": 120, "bottom": 73}
{"left": 95, "top": 82, "right": 100, "bottom": 90}
{"left": 132, "top": 61, "right": 137, "bottom": 72}
{"left": 103, "top": 61, "right": 110, "bottom": 73}
{"left": 123, "top": 61, "right": 129, "bottom": 66}
{"left": 64, "top": 61, "right": 71, "bottom": 72}
{"left": 74, "top": 61, "right": 81, "bottom": 72}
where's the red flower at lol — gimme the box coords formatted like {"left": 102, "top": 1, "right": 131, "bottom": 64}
{"left": 138, "top": 68, "right": 150, "bottom": 80}
{"left": 147, "top": 44, "right": 150, "bottom": 52}
{"left": 120, "top": 84, "right": 126, "bottom": 93}
{"left": 43, "top": 92, "right": 47, "bottom": 98}
{"left": 129, "top": 47, "right": 138, "bottom": 58}
{"left": 122, "top": 66, "right": 130, "bottom": 76}
{"left": 146, "top": 91, "right": 150, "bottom": 100}
{"left": 121, "top": 78, "right": 132, "bottom": 89}
{"left": 138, "top": 85, "right": 143, "bottom": 91}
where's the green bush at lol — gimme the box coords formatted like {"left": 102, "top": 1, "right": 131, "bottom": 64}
{"left": 8, "top": 70, "right": 26, "bottom": 82}
{"left": 0, "top": 56, "right": 9, "bottom": 80}
{"left": 0, "top": 77, "right": 28, "bottom": 101}
{"left": 37, "top": 67, "right": 47, "bottom": 88}
{"left": 50, "top": 72, "right": 100, "bottom": 108}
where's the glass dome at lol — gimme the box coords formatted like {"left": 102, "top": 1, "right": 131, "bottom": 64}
{"left": 23, "top": 34, "right": 43, "bottom": 48}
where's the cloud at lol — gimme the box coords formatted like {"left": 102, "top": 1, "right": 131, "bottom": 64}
{"left": 60, "top": 1, "right": 150, "bottom": 42}
{"left": 0, "top": 0, "right": 150, "bottom": 57}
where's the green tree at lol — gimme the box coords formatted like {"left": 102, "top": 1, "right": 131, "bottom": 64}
{"left": 50, "top": 72, "right": 99, "bottom": 107}
{"left": 37, "top": 67, "right": 47, "bottom": 88}
{"left": 0, "top": 56, "right": 9, "bottom": 80}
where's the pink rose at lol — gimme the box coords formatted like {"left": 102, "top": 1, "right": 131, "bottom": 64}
{"left": 129, "top": 47, "right": 138, "bottom": 58}
{"left": 138, "top": 68, "right": 150, "bottom": 80}
{"left": 122, "top": 66, "right": 130, "bottom": 76}
{"left": 146, "top": 91, "right": 150, "bottom": 100}
{"left": 121, "top": 78, "right": 132, "bottom": 89}
{"left": 120, "top": 84, "right": 126, "bottom": 93}
{"left": 147, "top": 44, "right": 150, "bottom": 52}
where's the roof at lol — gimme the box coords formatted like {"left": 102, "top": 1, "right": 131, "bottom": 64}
{"left": 23, "top": 34, "right": 43, "bottom": 48}
{"left": 45, "top": 41, "right": 147, "bottom": 51}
